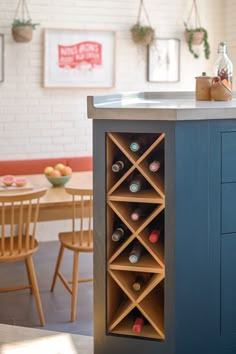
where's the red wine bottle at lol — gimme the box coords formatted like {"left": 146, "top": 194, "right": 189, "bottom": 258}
{"left": 111, "top": 224, "right": 128, "bottom": 242}
{"left": 148, "top": 229, "right": 161, "bottom": 243}
{"left": 129, "top": 242, "right": 143, "bottom": 263}
{"left": 132, "top": 313, "right": 144, "bottom": 333}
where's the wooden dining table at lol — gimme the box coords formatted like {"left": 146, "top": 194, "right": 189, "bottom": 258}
{"left": 0, "top": 172, "right": 93, "bottom": 222}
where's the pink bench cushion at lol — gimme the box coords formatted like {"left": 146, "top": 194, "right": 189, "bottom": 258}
{"left": 0, "top": 156, "right": 92, "bottom": 176}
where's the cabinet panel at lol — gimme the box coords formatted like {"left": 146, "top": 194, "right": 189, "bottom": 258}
{"left": 221, "top": 183, "right": 236, "bottom": 234}
{"left": 221, "top": 234, "right": 236, "bottom": 335}
{"left": 222, "top": 132, "right": 236, "bottom": 183}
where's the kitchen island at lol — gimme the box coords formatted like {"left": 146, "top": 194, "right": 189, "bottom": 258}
{"left": 88, "top": 91, "right": 236, "bottom": 354}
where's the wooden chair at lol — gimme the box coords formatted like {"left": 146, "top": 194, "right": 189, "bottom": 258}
{"left": 50, "top": 187, "right": 93, "bottom": 322}
{"left": 0, "top": 188, "right": 47, "bottom": 326}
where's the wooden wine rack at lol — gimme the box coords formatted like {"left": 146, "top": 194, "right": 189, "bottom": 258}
{"left": 106, "top": 132, "right": 165, "bottom": 340}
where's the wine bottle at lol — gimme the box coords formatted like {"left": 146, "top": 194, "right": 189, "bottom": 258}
{"left": 129, "top": 136, "right": 146, "bottom": 153}
{"left": 129, "top": 174, "right": 146, "bottom": 193}
{"left": 133, "top": 317, "right": 144, "bottom": 334}
{"left": 132, "top": 273, "right": 151, "bottom": 291}
{"left": 148, "top": 228, "right": 161, "bottom": 243}
{"left": 149, "top": 160, "right": 161, "bottom": 172}
{"left": 129, "top": 242, "right": 143, "bottom": 263}
{"left": 132, "top": 309, "right": 145, "bottom": 333}
{"left": 131, "top": 207, "right": 143, "bottom": 221}
{"left": 111, "top": 224, "right": 128, "bottom": 242}
{"left": 130, "top": 204, "right": 152, "bottom": 221}
{"left": 132, "top": 275, "right": 144, "bottom": 291}
{"left": 112, "top": 155, "right": 129, "bottom": 173}
{"left": 148, "top": 149, "right": 164, "bottom": 173}
{"left": 112, "top": 160, "right": 125, "bottom": 173}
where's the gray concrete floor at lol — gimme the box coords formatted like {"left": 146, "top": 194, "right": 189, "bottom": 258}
{"left": 0, "top": 241, "right": 93, "bottom": 336}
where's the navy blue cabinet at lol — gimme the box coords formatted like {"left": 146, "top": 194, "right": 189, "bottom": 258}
{"left": 93, "top": 118, "right": 236, "bottom": 354}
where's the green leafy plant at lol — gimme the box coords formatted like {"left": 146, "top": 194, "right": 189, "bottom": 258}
{"left": 130, "top": 23, "right": 155, "bottom": 45}
{"left": 12, "top": 19, "right": 39, "bottom": 30}
{"left": 184, "top": 23, "right": 210, "bottom": 60}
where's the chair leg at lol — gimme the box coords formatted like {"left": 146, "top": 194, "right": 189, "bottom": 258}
{"left": 25, "top": 259, "right": 32, "bottom": 294}
{"left": 51, "top": 244, "right": 64, "bottom": 292}
{"left": 71, "top": 251, "right": 79, "bottom": 322}
{"left": 26, "top": 256, "right": 45, "bottom": 326}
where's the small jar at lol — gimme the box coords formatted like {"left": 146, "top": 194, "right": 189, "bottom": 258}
{"left": 195, "top": 72, "right": 212, "bottom": 101}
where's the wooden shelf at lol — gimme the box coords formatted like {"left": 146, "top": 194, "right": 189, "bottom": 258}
{"left": 106, "top": 132, "right": 165, "bottom": 341}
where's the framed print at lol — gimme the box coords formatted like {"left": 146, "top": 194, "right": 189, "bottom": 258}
{"left": 43, "top": 28, "right": 116, "bottom": 88}
{"left": 147, "top": 38, "right": 180, "bottom": 82}
{"left": 0, "top": 34, "right": 4, "bottom": 82}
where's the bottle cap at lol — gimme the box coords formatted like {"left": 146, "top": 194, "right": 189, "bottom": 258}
{"left": 111, "top": 228, "right": 124, "bottom": 241}
{"left": 131, "top": 208, "right": 141, "bottom": 221}
{"left": 129, "top": 183, "right": 140, "bottom": 193}
{"left": 130, "top": 142, "right": 140, "bottom": 152}
{"left": 129, "top": 254, "right": 139, "bottom": 263}
{"left": 112, "top": 161, "right": 124, "bottom": 172}
{"left": 149, "top": 161, "right": 161, "bottom": 172}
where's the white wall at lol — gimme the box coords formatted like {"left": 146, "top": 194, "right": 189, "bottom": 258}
{"left": 0, "top": 0, "right": 227, "bottom": 161}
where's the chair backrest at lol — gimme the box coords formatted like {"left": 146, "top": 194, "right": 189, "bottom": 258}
{"left": 65, "top": 187, "right": 93, "bottom": 247}
{"left": 0, "top": 188, "right": 47, "bottom": 258}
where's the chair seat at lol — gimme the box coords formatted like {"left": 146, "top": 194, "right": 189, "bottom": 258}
{"left": 59, "top": 231, "right": 93, "bottom": 252}
{"left": 0, "top": 236, "right": 38, "bottom": 262}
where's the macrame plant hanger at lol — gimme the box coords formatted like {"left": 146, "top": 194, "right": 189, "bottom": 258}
{"left": 185, "top": 0, "right": 201, "bottom": 30}
{"left": 184, "top": 0, "right": 204, "bottom": 46}
{"left": 136, "top": 0, "right": 152, "bottom": 28}
{"left": 131, "top": 0, "right": 155, "bottom": 46}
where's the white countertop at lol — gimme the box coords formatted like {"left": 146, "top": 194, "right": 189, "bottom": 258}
{"left": 87, "top": 92, "right": 236, "bottom": 121}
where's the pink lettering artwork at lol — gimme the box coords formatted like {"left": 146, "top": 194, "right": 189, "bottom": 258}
{"left": 58, "top": 41, "right": 102, "bottom": 71}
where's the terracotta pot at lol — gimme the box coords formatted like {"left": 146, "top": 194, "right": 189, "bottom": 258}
{"left": 131, "top": 30, "right": 154, "bottom": 46}
{"left": 12, "top": 25, "right": 33, "bottom": 43}
{"left": 185, "top": 30, "right": 204, "bottom": 45}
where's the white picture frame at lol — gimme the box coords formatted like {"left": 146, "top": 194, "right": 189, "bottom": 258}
{"left": 147, "top": 38, "right": 180, "bottom": 82}
{"left": 0, "top": 34, "right": 4, "bottom": 83}
{"left": 43, "top": 28, "right": 116, "bottom": 88}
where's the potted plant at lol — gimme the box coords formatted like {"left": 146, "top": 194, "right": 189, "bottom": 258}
{"left": 130, "top": 0, "right": 155, "bottom": 46}
{"left": 11, "top": 0, "right": 39, "bottom": 43}
{"left": 184, "top": 0, "right": 210, "bottom": 59}
{"left": 130, "top": 23, "right": 155, "bottom": 46}
{"left": 184, "top": 24, "right": 210, "bottom": 59}
{"left": 12, "top": 19, "right": 39, "bottom": 43}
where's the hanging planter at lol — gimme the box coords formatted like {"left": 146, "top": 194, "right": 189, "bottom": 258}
{"left": 184, "top": 0, "right": 210, "bottom": 59}
{"left": 11, "top": 0, "right": 39, "bottom": 43}
{"left": 130, "top": 0, "right": 155, "bottom": 46}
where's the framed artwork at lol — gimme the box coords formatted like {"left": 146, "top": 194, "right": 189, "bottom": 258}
{"left": 43, "top": 28, "right": 116, "bottom": 88}
{"left": 0, "top": 34, "right": 4, "bottom": 83}
{"left": 147, "top": 38, "right": 180, "bottom": 82}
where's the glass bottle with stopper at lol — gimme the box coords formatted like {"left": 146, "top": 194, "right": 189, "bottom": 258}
{"left": 214, "top": 41, "right": 233, "bottom": 91}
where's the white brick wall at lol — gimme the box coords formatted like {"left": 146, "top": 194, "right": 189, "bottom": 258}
{"left": 0, "top": 0, "right": 227, "bottom": 160}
